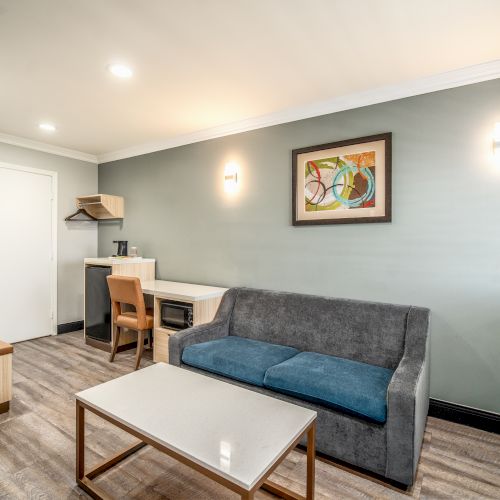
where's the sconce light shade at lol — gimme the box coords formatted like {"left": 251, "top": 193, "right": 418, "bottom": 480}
{"left": 224, "top": 162, "right": 239, "bottom": 193}
{"left": 494, "top": 122, "right": 500, "bottom": 161}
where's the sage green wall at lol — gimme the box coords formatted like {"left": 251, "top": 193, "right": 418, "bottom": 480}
{"left": 99, "top": 79, "right": 500, "bottom": 414}
{"left": 0, "top": 143, "right": 98, "bottom": 324}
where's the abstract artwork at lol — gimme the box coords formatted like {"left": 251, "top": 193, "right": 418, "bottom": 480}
{"left": 292, "top": 133, "right": 391, "bottom": 225}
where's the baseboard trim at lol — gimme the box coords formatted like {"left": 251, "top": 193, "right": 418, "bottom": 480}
{"left": 57, "top": 321, "right": 84, "bottom": 334}
{"left": 429, "top": 398, "right": 500, "bottom": 434}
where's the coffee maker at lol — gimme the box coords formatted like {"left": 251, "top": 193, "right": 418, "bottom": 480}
{"left": 113, "top": 240, "right": 128, "bottom": 257}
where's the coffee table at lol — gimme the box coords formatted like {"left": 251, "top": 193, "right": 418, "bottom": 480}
{"left": 75, "top": 363, "right": 317, "bottom": 499}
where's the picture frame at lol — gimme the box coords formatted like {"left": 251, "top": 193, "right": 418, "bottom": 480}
{"left": 292, "top": 133, "right": 392, "bottom": 225}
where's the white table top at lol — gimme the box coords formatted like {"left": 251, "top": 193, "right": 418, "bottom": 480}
{"left": 75, "top": 363, "right": 316, "bottom": 490}
{"left": 84, "top": 257, "right": 156, "bottom": 265}
{"left": 141, "top": 280, "right": 228, "bottom": 301}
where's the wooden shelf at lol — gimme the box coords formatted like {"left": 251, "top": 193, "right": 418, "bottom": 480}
{"left": 77, "top": 194, "right": 124, "bottom": 219}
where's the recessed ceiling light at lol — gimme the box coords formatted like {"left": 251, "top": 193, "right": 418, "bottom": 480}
{"left": 39, "top": 123, "right": 56, "bottom": 132}
{"left": 108, "top": 64, "right": 133, "bottom": 78}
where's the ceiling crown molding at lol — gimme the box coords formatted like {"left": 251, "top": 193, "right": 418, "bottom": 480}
{"left": 98, "top": 58, "right": 500, "bottom": 164}
{"left": 2, "top": 60, "right": 499, "bottom": 165}
{"left": 0, "top": 132, "right": 98, "bottom": 164}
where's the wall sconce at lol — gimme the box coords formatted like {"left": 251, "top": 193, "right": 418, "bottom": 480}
{"left": 224, "top": 162, "right": 239, "bottom": 193}
{"left": 494, "top": 122, "right": 500, "bottom": 161}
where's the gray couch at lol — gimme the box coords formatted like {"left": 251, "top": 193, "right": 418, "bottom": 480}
{"left": 169, "top": 287, "right": 430, "bottom": 486}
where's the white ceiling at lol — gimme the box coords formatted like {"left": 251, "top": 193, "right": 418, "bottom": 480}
{"left": 1, "top": 0, "right": 500, "bottom": 163}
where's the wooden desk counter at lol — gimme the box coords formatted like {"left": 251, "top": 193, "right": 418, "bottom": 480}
{"left": 141, "top": 280, "right": 228, "bottom": 301}
{"left": 0, "top": 339, "right": 13, "bottom": 414}
{"left": 147, "top": 280, "right": 228, "bottom": 364}
{"left": 84, "top": 256, "right": 228, "bottom": 363}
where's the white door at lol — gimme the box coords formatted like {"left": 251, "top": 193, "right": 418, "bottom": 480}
{"left": 0, "top": 163, "right": 56, "bottom": 343}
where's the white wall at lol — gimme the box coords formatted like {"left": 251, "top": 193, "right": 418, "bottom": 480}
{"left": 0, "top": 143, "right": 97, "bottom": 324}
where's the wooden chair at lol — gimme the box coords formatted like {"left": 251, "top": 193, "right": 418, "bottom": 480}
{"left": 106, "top": 275, "right": 153, "bottom": 370}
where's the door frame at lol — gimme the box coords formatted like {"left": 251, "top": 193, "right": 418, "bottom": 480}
{"left": 0, "top": 161, "right": 58, "bottom": 336}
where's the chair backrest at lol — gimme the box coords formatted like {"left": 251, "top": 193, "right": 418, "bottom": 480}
{"left": 106, "top": 275, "right": 146, "bottom": 325}
{"left": 229, "top": 287, "right": 413, "bottom": 369}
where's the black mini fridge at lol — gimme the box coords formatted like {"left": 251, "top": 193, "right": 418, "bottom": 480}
{"left": 85, "top": 265, "right": 112, "bottom": 342}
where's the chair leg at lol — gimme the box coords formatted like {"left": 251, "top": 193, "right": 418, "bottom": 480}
{"left": 109, "top": 324, "right": 121, "bottom": 362}
{"left": 135, "top": 330, "right": 145, "bottom": 370}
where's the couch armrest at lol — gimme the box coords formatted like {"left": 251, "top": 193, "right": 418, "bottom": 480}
{"left": 385, "top": 306, "right": 430, "bottom": 486}
{"left": 168, "top": 288, "right": 238, "bottom": 366}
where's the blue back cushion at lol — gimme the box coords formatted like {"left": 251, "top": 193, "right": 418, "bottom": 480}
{"left": 182, "top": 336, "right": 299, "bottom": 387}
{"left": 264, "top": 351, "right": 394, "bottom": 423}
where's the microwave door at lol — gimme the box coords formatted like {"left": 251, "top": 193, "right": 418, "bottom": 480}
{"left": 166, "top": 305, "right": 187, "bottom": 329}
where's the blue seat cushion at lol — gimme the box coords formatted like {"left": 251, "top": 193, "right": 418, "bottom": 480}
{"left": 181, "top": 336, "right": 300, "bottom": 387}
{"left": 264, "top": 352, "right": 394, "bottom": 423}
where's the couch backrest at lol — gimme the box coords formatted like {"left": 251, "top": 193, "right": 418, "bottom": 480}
{"left": 229, "top": 288, "right": 412, "bottom": 369}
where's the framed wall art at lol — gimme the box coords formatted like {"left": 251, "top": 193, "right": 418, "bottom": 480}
{"left": 292, "top": 133, "right": 391, "bottom": 225}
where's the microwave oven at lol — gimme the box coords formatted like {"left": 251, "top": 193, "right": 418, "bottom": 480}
{"left": 160, "top": 300, "right": 193, "bottom": 331}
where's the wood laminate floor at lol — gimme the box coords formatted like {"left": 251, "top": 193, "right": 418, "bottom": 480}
{"left": 0, "top": 332, "right": 499, "bottom": 499}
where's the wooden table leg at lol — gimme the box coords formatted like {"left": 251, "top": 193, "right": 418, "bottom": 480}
{"left": 76, "top": 400, "right": 85, "bottom": 483}
{"left": 75, "top": 400, "right": 146, "bottom": 500}
{"left": 306, "top": 422, "right": 316, "bottom": 500}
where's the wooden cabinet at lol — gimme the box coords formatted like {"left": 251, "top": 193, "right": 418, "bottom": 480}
{"left": 152, "top": 294, "right": 224, "bottom": 363}
{"left": 0, "top": 340, "right": 13, "bottom": 414}
{"left": 84, "top": 258, "right": 156, "bottom": 352}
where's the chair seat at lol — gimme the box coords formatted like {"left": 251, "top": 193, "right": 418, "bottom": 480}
{"left": 182, "top": 336, "right": 299, "bottom": 387}
{"left": 264, "top": 352, "right": 394, "bottom": 423}
{"left": 116, "top": 308, "right": 154, "bottom": 330}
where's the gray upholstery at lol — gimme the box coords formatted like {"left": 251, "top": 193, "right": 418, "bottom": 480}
{"left": 386, "top": 307, "right": 431, "bottom": 483}
{"left": 229, "top": 288, "right": 409, "bottom": 369}
{"left": 169, "top": 287, "right": 430, "bottom": 486}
